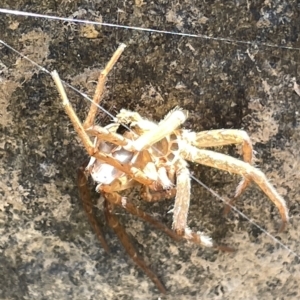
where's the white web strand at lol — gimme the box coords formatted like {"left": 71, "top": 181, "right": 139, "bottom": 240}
{"left": 1, "top": 8, "right": 300, "bottom": 51}
{"left": 1, "top": 9, "right": 299, "bottom": 260}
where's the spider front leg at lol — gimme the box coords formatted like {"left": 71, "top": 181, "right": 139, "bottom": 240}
{"left": 184, "top": 146, "right": 288, "bottom": 232}
{"left": 83, "top": 44, "right": 126, "bottom": 129}
{"left": 51, "top": 70, "right": 154, "bottom": 187}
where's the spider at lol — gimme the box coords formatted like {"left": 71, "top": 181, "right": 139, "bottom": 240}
{"left": 51, "top": 44, "right": 288, "bottom": 294}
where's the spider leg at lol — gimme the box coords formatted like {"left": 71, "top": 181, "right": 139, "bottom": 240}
{"left": 111, "top": 188, "right": 235, "bottom": 253}
{"left": 100, "top": 183, "right": 181, "bottom": 241}
{"left": 184, "top": 146, "right": 288, "bottom": 232}
{"left": 83, "top": 44, "right": 126, "bottom": 129}
{"left": 98, "top": 176, "right": 138, "bottom": 193}
{"left": 103, "top": 181, "right": 234, "bottom": 251}
{"left": 137, "top": 160, "right": 234, "bottom": 251}
{"left": 86, "top": 125, "right": 129, "bottom": 147}
{"left": 103, "top": 197, "right": 167, "bottom": 294}
{"left": 187, "top": 129, "right": 253, "bottom": 163}
{"left": 51, "top": 71, "right": 154, "bottom": 186}
{"left": 77, "top": 165, "right": 109, "bottom": 252}
{"left": 123, "top": 108, "right": 188, "bottom": 152}
{"left": 172, "top": 160, "right": 191, "bottom": 236}
{"left": 168, "top": 160, "right": 229, "bottom": 252}
{"left": 185, "top": 129, "right": 254, "bottom": 206}
{"left": 140, "top": 185, "right": 176, "bottom": 202}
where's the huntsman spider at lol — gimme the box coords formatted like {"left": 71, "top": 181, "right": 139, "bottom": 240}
{"left": 51, "top": 43, "right": 288, "bottom": 294}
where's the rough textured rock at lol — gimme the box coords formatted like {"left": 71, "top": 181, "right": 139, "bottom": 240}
{"left": 1, "top": 1, "right": 300, "bottom": 299}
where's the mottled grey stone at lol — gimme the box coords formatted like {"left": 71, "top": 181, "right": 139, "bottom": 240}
{"left": 1, "top": 1, "right": 300, "bottom": 299}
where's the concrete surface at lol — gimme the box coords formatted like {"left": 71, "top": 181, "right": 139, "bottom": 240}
{"left": 1, "top": 0, "right": 300, "bottom": 299}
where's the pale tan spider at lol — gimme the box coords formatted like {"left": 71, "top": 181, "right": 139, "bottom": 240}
{"left": 51, "top": 44, "right": 288, "bottom": 293}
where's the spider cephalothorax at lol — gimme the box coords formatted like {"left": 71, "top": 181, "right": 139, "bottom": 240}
{"left": 52, "top": 44, "right": 288, "bottom": 293}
